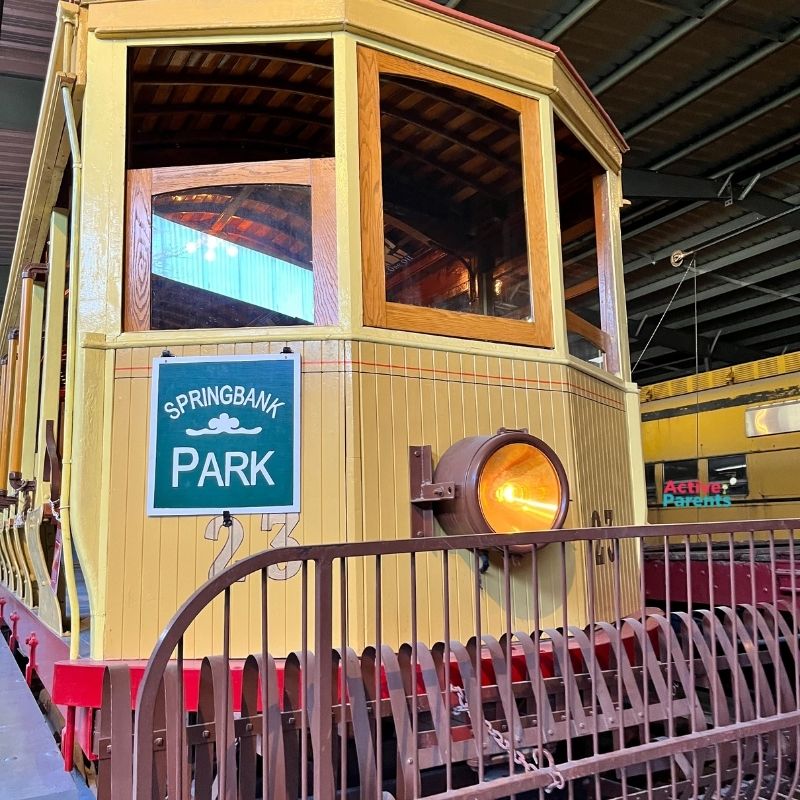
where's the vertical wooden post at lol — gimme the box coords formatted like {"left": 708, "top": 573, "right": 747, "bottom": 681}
{"left": 593, "top": 172, "right": 621, "bottom": 375}
{"left": 8, "top": 271, "right": 35, "bottom": 486}
{"left": 0, "top": 332, "right": 18, "bottom": 493}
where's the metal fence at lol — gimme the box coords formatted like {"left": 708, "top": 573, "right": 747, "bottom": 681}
{"left": 100, "top": 519, "right": 800, "bottom": 799}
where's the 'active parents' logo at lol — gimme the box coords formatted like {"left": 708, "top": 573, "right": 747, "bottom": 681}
{"left": 662, "top": 479, "right": 733, "bottom": 508}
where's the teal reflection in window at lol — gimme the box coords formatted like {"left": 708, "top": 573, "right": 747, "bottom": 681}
{"left": 152, "top": 215, "right": 313, "bottom": 324}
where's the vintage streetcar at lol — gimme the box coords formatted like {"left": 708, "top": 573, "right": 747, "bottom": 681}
{"left": 0, "top": 1, "right": 798, "bottom": 799}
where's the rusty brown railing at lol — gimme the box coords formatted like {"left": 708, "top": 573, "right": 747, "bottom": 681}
{"left": 103, "top": 519, "right": 800, "bottom": 799}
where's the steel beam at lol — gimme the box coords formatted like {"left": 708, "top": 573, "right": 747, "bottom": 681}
{"left": 566, "top": 147, "right": 800, "bottom": 267}
{"left": 624, "top": 21, "right": 800, "bottom": 139}
{"left": 629, "top": 317, "right": 763, "bottom": 365}
{"left": 542, "top": 0, "right": 604, "bottom": 42}
{"left": 624, "top": 169, "right": 794, "bottom": 217}
{"left": 635, "top": 257, "right": 800, "bottom": 323}
{"left": 568, "top": 132, "right": 800, "bottom": 265}
{"left": 713, "top": 302, "right": 800, "bottom": 336}
{"left": 592, "top": 0, "right": 734, "bottom": 95}
{"left": 625, "top": 229, "right": 800, "bottom": 301}
{"left": 649, "top": 82, "right": 800, "bottom": 171}
{"left": 742, "top": 322, "right": 800, "bottom": 347}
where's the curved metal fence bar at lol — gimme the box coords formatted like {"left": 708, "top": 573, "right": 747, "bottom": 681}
{"left": 121, "top": 519, "right": 800, "bottom": 800}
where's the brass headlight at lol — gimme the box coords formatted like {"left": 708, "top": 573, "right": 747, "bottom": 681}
{"left": 432, "top": 430, "right": 569, "bottom": 552}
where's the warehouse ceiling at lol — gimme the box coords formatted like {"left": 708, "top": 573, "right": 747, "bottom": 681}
{"left": 0, "top": 0, "right": 57, "bottom": 295}
{"left": 2, "top": 0, "right": 799, "bottom": 384}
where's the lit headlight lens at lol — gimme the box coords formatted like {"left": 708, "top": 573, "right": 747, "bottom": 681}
{"left": 478, "top": 442, "right": 563, "bottom": 532}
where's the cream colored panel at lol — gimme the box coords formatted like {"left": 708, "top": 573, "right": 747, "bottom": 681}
{"left": 104, "top": 341, "right": 346, "bottom": 659}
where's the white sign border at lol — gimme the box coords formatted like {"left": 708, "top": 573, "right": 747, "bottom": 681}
{"left": 146, "top": 352, "right": 301, "bottom": 517}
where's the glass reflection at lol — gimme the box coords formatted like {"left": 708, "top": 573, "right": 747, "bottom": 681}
{"left": 150, "top": 183, "right": 313, "bottom": 330}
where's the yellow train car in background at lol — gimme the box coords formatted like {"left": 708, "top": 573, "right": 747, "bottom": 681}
{"left": 641, "top": 351, "right": 800, "bottom": 523}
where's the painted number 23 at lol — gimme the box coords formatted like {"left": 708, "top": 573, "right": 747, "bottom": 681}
{"left": 204, "top": 513, "right": 302, "bottom": 580}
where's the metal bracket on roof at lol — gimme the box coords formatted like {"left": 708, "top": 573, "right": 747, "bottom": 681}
{"left": 738, "top": 172, "right": 761, "bottom": 202}
{"left": 717, "top": 172, "right": 734, "bottom": 207}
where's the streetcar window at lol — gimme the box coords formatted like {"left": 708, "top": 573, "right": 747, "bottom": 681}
{"left": 125, "top": 159, "right": 336, "bottom": 331}
{"left": 359, "top": 48, "right": 553, "bottom": 348}
{"left": 644, "top": 463, "right": 657, "bottom": 505}
{"left": 662, "top": 459, "right": 697, "bottom": 485}
{"left": 124, "top": 42, "right": 337, "bottom": 332}
{"left": 555, "top": 115, "right": 617, "bottom": 373}
{"left": 380, "top": 77, "right": 529, "bottom": 320}
{"left": 708, "top": 455, "right": 748, "bottom": 498}
{"left": 151, "top": 184, "right": 313, "bottom": 329}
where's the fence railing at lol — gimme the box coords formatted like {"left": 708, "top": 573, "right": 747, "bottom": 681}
{"left": 100, "top": 519, "right": 800, "bottom": 799}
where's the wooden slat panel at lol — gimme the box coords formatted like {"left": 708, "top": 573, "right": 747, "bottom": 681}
{"left": 566, "top": 308, "right": 609, "bottom": 352}
{"left": 139, "top": 347, "right": 166, "bottom": 655}
{"left": 372, "top": 48, "right": 524, "bottom": 112}
{"left": 150, "top": 159, "right": 312, "bottom": 195}
{"left": 124, "top": 169, "right": 152, "bottom": 332}
{"left": 520, "top": 97, "right": 554, "bottom": 348}
{"left": 310, "top": 158, "right": 338, "bottom": 325}
{"left": 357, "top": 47, "right": 386, "bottom": 328}
{"left": 384, "top": 302, "right": 554, "bottom": 347}
{"left": 105, "top": 340, "right": 347, "bottom": 658}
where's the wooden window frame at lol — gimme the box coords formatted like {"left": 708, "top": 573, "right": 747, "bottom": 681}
{"left": 357, "top": 46, "right": 553, "bottom": 349}
{"left": 124, "top": 157, "right": 337, "bottom": 332}
{"left": 556, "top": 118, "right": 620, "bottom": 373}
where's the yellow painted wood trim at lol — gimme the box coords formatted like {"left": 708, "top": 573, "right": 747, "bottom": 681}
{"left": 0, "top": 335, "right": 18, "bottom": 491}
{"left": 552, "top": 65, "right": 622, "bottom": 173}
{"left": 34, "top": 212, "right": 69, "bottom": 492}
{"left": 92, "top": 346, "right": 117, "bottom": 658}
{"left": 20, "top": 282, "right": 46, "bottom": 480}
{"left": 9, "top": 278, "right": 34, "bottom": 477}
{"left": 606, "top": 171, "right": 632, "bottom": 380}
{"left": 624, "top": 390, "right": 648, "bottom": 525}
{"left": 0, "top": 1, "right": 79, "bottom": 340}
{"left": 332, "top": 32, "right": 361, "bottom": 329}
{"left": 346, "top": 0, "right": 555, "bottom": 96}
{"left": 79, "top": 36, "right": 127, "bottom": 340}
{"left": 87, "top": 0, "right": 344, "bottom": 33}
{"left": 85, "top": 328, "right": 635, "bottom": 394}
{"left": 24, "top": 507, "right": 64, "bottom": 634}
{"left": 347, "top": 31, "right": 553, "bottom": 105}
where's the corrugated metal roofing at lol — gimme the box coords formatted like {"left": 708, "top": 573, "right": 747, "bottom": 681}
{"left": 1, "top": 0, "right": 798, "bottom": 383}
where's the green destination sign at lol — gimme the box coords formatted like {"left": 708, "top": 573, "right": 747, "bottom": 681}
{"left": 147, "top": 353, "right": 300, "bottom": 516}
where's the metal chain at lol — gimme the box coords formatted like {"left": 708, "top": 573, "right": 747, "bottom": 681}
{"left": 450, "top": 683, "right": 565, "bottom": 791}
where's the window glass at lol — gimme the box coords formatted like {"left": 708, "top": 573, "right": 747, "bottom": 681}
{"left": 150, "top": 184, "right": 313, "bottom": 329}
{"left": 663, "top": 459, "right": 698, "bottom": 485}
{"left": 554, "top": 116, "right": 609, "bottom": 368}
{"left": 708, "top": 454, "right": 748, "bottom": 498}
{"left": 644, "top": 463, "right": 657, "bottom": 505}
{"left": 379, "top": 76, "right": 530, "bottom": 320}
